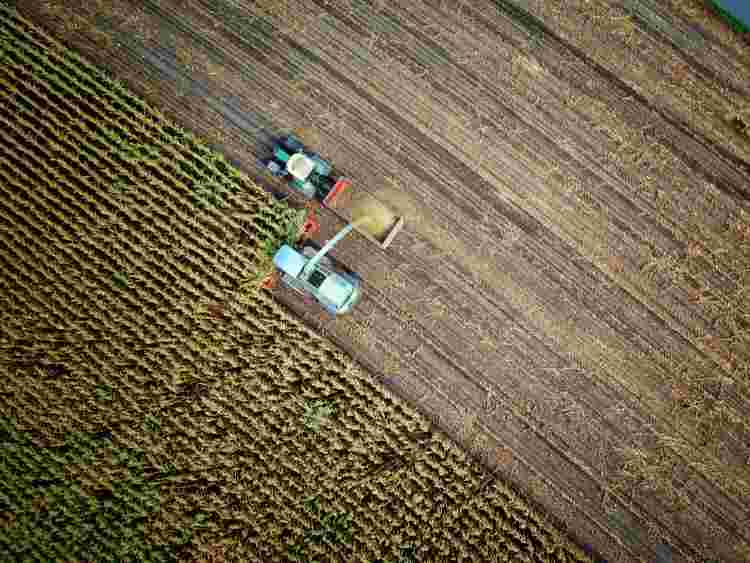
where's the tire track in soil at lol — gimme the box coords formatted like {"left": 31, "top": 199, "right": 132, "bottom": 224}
{"left": 308, "top": 204, "right": 747, "bottom": 557}
{"left": 299, "top": 0, "right": 748, "bottom": 371}
{"left": 16, "top": 1, "right": 750, "bottom": 563}
{"left": 588, "top": 0, "right": 750, "bottom": 98}
{"left": 461, "top": 0, "right": 750, "bottom": 197}
{"left": 300, "top": 212, "right": 712, "bottom": 563}
{"left": 300, "top": 37, "right": 745, "bottom": 372}
{"left": 518, "top": 0, "right": 750, "bottom": 169}
{"left": 615, "top": 0, "right": 750, "bottom": 98}
{"left": 267, "top": 5, "right": 750, "bottom": 542}
{"left": 275, "top": 276, "right": 641, "bottom": 562}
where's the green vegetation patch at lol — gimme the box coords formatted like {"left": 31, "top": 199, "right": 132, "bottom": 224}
{"left": 0, "top": 417, "right": 175, "bottom": 562}
{"left": 623, "top": 0, "right": 704, "bottom": 48}
{"left": 491, "top": 0, "right": 545, "bottom": 48}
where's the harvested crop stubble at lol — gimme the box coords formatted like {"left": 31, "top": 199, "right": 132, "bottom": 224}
{"left": 0, "top": 6, "right": 590, "bottom": 562}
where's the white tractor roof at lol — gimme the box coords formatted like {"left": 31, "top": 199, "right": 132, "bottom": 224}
{"left": 287, "top": 153, "right": 315, "bottom": 181}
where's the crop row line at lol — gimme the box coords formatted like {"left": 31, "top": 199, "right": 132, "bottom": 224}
{"left": 0, "top": 141, "right": 204, "bottom": 333}
{"left": 206, "top": 372, "right": 574, "bottom": 557}
{"left": 0, "top": 21, "right": 266, "bottom": 220}
{"left": 342, "top": 5, "right": 750, "bottom": 516}
{"left": 0, "top": 51, "right": 239, "bottom": 217}
{"left": 0, "top": 92, "right": 254, "bottom": 301}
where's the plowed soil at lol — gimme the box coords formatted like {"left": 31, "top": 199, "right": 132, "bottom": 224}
{"left": 14, "top": 0, "right": 750, "bottom": 561}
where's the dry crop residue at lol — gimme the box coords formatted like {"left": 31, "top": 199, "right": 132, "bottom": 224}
{"left": 0, "top": 7, "right": 590, "bottom": 562}
{"left": 15, "top": 0, "right": 750, "bottom": 561}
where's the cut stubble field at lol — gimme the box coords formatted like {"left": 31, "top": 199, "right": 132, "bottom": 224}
{"left": 7, "top": 0, "right": 750, "bottom": 562}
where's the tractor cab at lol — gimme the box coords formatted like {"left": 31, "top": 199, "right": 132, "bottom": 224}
{"left": 261, "top": 134, "right": 351, "bottom": 207}
{"left": 273, "top": 243, "right": 361, "bottom": 315}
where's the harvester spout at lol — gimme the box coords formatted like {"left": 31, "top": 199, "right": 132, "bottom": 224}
{"left": 300, "top": 217, "right": 371, "bottom": 279}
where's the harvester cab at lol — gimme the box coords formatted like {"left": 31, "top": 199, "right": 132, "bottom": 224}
{"left": 271, "top": 203, "right": 404, "bottom": 316}
{"left": 261, "top": 134, "right": 352, "bottom": 208}
{"left": 273, "top": 240, "right": 362, "bottom": 316}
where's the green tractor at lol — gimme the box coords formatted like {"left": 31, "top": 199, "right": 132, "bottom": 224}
{"left": 260, "top": 134, "right": 352, "bottom": 207}
{"left": 259, "top": 134, "right": 403, "bottom": 316}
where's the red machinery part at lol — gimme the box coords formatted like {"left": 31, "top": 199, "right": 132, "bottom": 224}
{"left": 322, "top": 178, "right": 352, "bottom": 208}
{"left": 261, "top": 271, "right": 279, "bottom": 289}
{"left": 300, "top": 213, "right": 320, "bottom": 239}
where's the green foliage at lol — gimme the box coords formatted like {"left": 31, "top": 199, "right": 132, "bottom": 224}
{"left": 285, "top": 207, "right": 309, "bottom": 246}
{"left": 373, "top": 544, "right": 418, "bottom": 563}
{"left": 304, "top": 511, "right": 353, "bottom": 545}
{"left": 190, "top": 178, "right": 229, "bottom": 209}
{"left": 98, "top": 126, "right": 162, "bottom": 164}
{"left": 284, "top": 206, "right": 309, "bottom": 246}
{"left": 96, "top": 384, "right": 113, "bottom": 402}
{"left": 302, "top": 496, "right": 352, "bottom": 545}
{"left": 111, "top": 271, "right": 128, "bottom": 289}
{"left": 492, "top": 0, "right": 544, "bottom": 49}
{"left": 143, "top": 414, "right": 161, "bottom": 433}
{"left": 263, "top": 236, "right": 278, "bottom": 258}
{"left": 0, "top": 28, "right": 12, "bottom": 64}
{"left": 705, "top": 0, "right": 750, "bottom": 35}
{"left": 622, "top": 0, "right": 704, "bottom": 48}
{"left": 15, "top": 94, "right": 33, "bottom": 114}
{"left": 286, "top": 496, "right": 354, "bottom": 560}
{"left": 0, "top": 417, "right": 177, "bottom": 561}
{"left": 287, "top": 542, "right": 307, "bottom": 560}
{"left": 261, "top": 206, "right": 308, "bottom": 258}
{"left": 349, "top": 0, "right": 401, "bottom": 35}
{"left": 607, "top": 510, "right": 641, "bottom": 545}
{"left": 111, "top": 176, "right": 130, "bottom": 193}
{"left": 302, "top": 399, "right": 335, "bottom": 432}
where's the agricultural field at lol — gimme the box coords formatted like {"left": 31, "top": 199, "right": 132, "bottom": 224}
{"left": 6, "top": 0, "right": 750, "bottom": 561}
{"left": 0, "top": 6, "right": 593, "bottom": 562}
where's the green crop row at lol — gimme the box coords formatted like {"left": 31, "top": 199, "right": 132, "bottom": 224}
{"left": 0, "top": 8, "right": 248, "bottom": 210}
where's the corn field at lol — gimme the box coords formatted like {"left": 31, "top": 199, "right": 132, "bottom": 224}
{"left": 0, "top": 5, "right": 592, "bottom": 562}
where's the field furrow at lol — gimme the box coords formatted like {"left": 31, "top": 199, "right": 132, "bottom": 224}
{"left": 19, "top": 0, "right": 747, "bottom": 560}
{"left": 0, "top": 4, "right": 598, "bottom": 562}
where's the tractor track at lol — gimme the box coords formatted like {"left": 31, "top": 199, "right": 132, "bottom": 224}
{"left": 15, "top": 0, "right": 750, "bottom": 561}
{"left": 470, "top": 0, "right": 750, "bottom": 198}
{"left": 613, "top": 0, "right": 750, "bottom": 99}
{"left": 290, "top": 0, "right": 750, "bottom": 460}
{"left": 304, "top": 206, "right": 745, "bottom": 563}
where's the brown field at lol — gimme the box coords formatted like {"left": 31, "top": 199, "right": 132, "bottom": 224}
{"left": 7, "top": 0, "right": 750, "bottom": 561}
{"left": 0, "top": 6, "right": 591, "bottom": 562}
